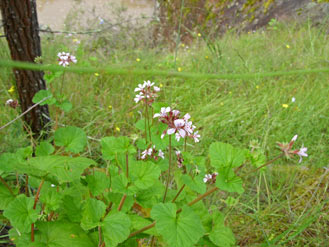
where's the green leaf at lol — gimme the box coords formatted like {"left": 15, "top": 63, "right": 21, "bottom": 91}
{"left": 3, "top": 194, "right": 40, "bottom": 233}
{"left": 209, "top": 142, "right": 246, "bottom": 168}
{"left": 32, "top": 90, "right": 56, "bottom": 105}
{"left": 101, "top": 136, "right": 136, "bottom": 160}
{"left": 39, "top": 188, "right": 63, "bottom": 212}
{"left": 35, "top": 221, "right": 95, "bottom": 247}
{"left": 215, "top": 169, "right": 244, "bottom": 194}
{"left": 209, "top": 221, "right": 235, "bottom": 247}
{"left": 16, "top": 146, "right": 33, "bottom": 160}
{"left": 181, "top": 174, "right": 206, "bottom": 194}
{"left": 0, "top": 184, "right": 15, "bottom": 210}
{"left": 62, "top": 195, "right": 83, "bottom": 223}
{"left": 0, "top": 152, "right": 20, "bottom": 174}
{"left": 135, "top": 119, "right": 146, "bottom": 131}
{"left": 86, "top": 171, "right": 110, "bottom": 196}
{"left": 57, "top": 100, "right": 73, "bottom": 112}
{"left": 28, "top": 156, "right": 95, "bottom": 183}
{"left": 35, "top": 141, "right": 55, "bottom": 156}
{"left": 151, "top": 203, "right": 205, "bottom": 247}
{"left": 135, "top": 180, "right": 165, "bottom": 208}
{"left": 54, "top": 126, "right": 87, "bottom": 153}
{"left": 102, "top": 212, "right": 131, "bottom": 247}
{"left": 130, "top": 161, "right": 161, "bottom": 190}
{"left": 9, "top": 228, "right": 34, "bottom": 247}
{"left": 81, "top": 198, "right": 106, "bottom": 230}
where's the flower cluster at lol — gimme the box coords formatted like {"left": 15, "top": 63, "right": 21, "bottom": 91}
{"left": 134, "top": 81, "right": 160, "bottom": 105}
{"left": 141, "top": 145, "right": 164, "bottom": 161}
{"left": 57, "top": 52, "right": 77, "bottom": 67}
{"left": 154, "top": 107, "right": 200, "bottom": 142}
{"left": 5, "top": 99, "right": 19, "bottom": 109}
{"left": 203, "top": 172, "right": 218, "bottom": 184}
{"left": 277, "top": 135, "right": 308, "bottom": 163}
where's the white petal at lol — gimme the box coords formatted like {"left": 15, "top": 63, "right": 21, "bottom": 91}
{"left": 178, "top": 129, "right": 186, "bottom": 138}
{"left": 167, "top": 128, "right": 176, "bottom": 135}
{"left": 291, "top": 135, "right": 298, "bottom": 142}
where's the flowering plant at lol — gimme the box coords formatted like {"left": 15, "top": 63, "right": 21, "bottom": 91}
{"left": 0, "top": 80, "right": 308, "bottom": 247}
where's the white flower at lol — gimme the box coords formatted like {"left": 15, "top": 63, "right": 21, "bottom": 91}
{"left": 203, "top": 174, "right": 212, "bottom": 183}
{"left": 153, "top": 86, "right": 160, "bottom": 92}
{"left": 167, "top": 119, "right": 186, "bottom": 141}
{"left": 70, "top": 55, "right": 77, "bottom": 63}
{"left": 134, "top": 84, "right": 145, "bottom": 92}
{"left": 57, "top": 52, "right": 77, "bottom": 67}
{"left": 6, "top": 99, "right": 14, "bottom": 105}
{"left": 291, "top": 135, "right": 298, "bottom": 142}
{"left": 51, "top": 184, "right": 56, "bottom": 188}
{"left": 175, "top": 150, "right": 181, "bottom": 156}
{"left": 134, "top": 93, "right": 144, "bottom": 103}
{"left": 158, "top": 150, "right": 164, "bottom": 159}
{"left": 183, "top": 113, "right": 191, "bottom": 121}
{"left": 143, "top": 80, "right": 154, "bottom": 87}
{"left": 99, "top": 18, "right": 104, "bottom": 24}
{"left": 154, "top": 107, "right": 171, "bottom": 118}
{"left": 192, "top": 131, "right": 201, "bottom": 143}
{"left": 172, "top": 110, "right": 180, "bottom": 116}
{"left": 292, "top": 97, "right": 296, "bottom": 103}
{"left": 297, "top": 146, "right": 308, "bottom": 163}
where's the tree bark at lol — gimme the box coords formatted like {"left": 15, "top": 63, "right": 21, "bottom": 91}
{"left": 0, "top": 0, "right": 50, "bottom": 139}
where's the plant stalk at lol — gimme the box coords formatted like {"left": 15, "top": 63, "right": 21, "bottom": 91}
{"left": 172, "top": 184, "right": 185, "bottom": 203}
{"left": 31, "top": 178, "right": 45, "bottom": 242}
{"left": 144, "top": 103, "right": 148, "bottom": 144}
{"left": 129, "top": 152, "right": 286, "bottom": 238}
{"left": 162, "top": 135, "right": 172, "bottom": 202}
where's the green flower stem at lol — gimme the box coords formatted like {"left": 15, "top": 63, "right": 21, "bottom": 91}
{"left": 31, "top": 178, "right": 45, "bottom": 242}
{"left": 144, "top": 103, "right": 148, "bottom": 144}
{"left": 60, "top": 71, "right": 65, "bottom": 95}
{"left": 243, "top": 153, "right": 284, "bottom": 177}
{"left": 125, "top": 153, "right": 129, "bottom": 178}
{"left": 162, "top": 135, "right": 172, "bottom": 202}
{"left": 0, "top": 175, "right": 15, "bottom": 196}
{"left": 172, "top": 184, "right": 185, "bottom": 203}
{"left": 129, "top": 153, "right": 286, "bottom": 238}
{"left": 146, "top": 103, "right": 152, "bottom": 143}
{"left": 184, "top": 137, "right": 187, "bottom": 152}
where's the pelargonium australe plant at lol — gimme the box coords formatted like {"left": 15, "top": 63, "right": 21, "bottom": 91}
{"left": 0, "top": 79, "right": 308, "bottom": 247}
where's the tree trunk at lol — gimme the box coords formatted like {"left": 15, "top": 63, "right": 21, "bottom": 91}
{"left": 0, "top": 0, "right": 50, "bottom": 139}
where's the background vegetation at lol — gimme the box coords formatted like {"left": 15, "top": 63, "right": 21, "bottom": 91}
{"left": 0, "top": 2, "right": 328, "bottom": 246}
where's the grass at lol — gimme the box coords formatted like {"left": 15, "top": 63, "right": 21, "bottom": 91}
{"left": 0, "top": 20, "right": 328, "bottom": 246}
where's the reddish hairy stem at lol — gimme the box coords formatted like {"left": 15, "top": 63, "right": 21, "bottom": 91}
{"left": 118, "top": 194, "right": 127, "bottom": 211}
{"left": 31, "top": 178, "right": 45, "bottom": 242}
{"left": 25, "top": 175, "right": 29, "bottom": 196}
{"left": 128, "top": 153, "right": 285, "bottom": 238}
{"left": 129, "top": 222, "right": 156, "bottom": 238}
{"left": 0, "top": 175, "right": 15, "bottom": 196}
{"left": 98, "top": 226, "right": 103, "bottom": 247}
{"left": 172, "top": 184, "right": 185, "bottom": 203}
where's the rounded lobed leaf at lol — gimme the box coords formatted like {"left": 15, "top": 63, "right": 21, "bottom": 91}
{"left": 102, "top": 212, "right": 131, "bottom": 247}
{"left": 151, "top": 203, "right": 205, "bottom": 247}
{"left": 54, "top": 126, "right": 87, "bottom": 153}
